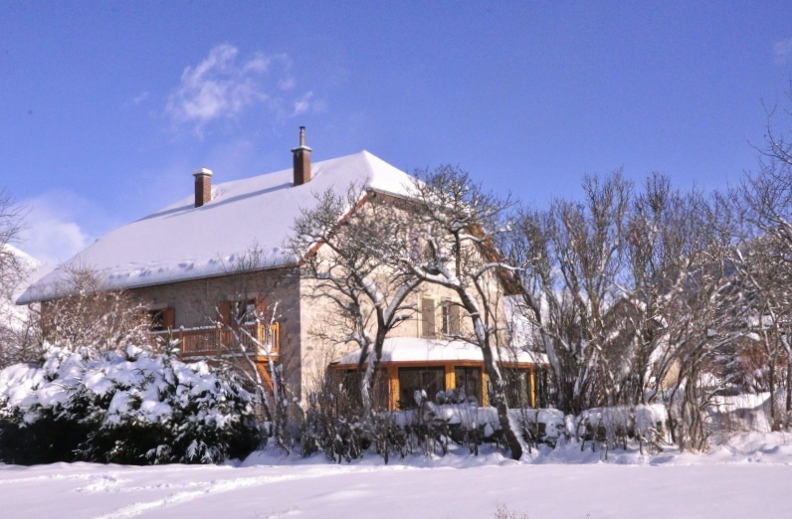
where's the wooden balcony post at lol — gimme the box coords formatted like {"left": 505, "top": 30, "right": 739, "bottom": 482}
{"left": 388, "top": 365, "right": 399, "bottom": 411}
{"left": 529, "top": 366, "right": 537, "bottom": 408}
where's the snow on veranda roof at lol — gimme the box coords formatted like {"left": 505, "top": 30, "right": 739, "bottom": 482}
{"left": 17, "top": 151, "right": 416, "bottom": 304}
{"left": 330, "top": 337, "right": 548, "bottom": 367}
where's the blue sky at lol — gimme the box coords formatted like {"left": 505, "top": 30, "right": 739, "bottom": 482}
{"left": 2, "top": 1, "right": 791, "bottom": 265}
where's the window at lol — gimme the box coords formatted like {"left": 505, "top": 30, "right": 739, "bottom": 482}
{"left": 441, "top": 301, "right": 461, "bottom": 336}
{"left": 454, "top": 366, "right": 481, "bottom": 405}
{"left": 218, "top": 298, "right": 258, "bottom": 326}
{"left": 236, "top": 298, "right": 257, "bottom": 323}
{"left": 330, "top": 369, "right": 389, "bottom": 411}
{"left": 148, "top": 307, "right": 174, "bottom": 331}
{"left": 398, "top": 367, "right": 445, "bottom": 409}
{"left": 421, "top": 298, "right": 436, "bottom": 337}
{"left": 502, "top": 368, "right": 532, "bottom": 408}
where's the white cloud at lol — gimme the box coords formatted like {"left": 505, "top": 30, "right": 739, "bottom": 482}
{"left": 166, "top": 44, "right": 322, "bottom": 135}
{"left": 166, "top": 44, "right": 268, "bottom": 129}
{"left": 775, "top": 38, "right": 792, "bottom": 65}
{"left": 17, "top": 193, "right": 93, "bottom": 267}
{"left": 278, "top": 77, "right": 296, "bottom": 91}
{"left": 133, "top": 91, "right": 150, "bottom": 104}
{"left": 292, "top": 92, "right": 314, "bottom": 116}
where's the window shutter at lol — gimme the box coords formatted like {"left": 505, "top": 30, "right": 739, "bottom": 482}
{"left": 162, "top": 307, "right": 176, "bottom": 329}
{"left": 449, "top": 303, "right": 460, "bottom": 335}
{"left": 421, "top": 298, "right": 435, "bottom": 337}
{"left": 218, "top": 301, "right": 232, "bottom": 326}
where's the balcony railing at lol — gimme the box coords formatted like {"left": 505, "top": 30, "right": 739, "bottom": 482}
{"left": 151, "top": 322, "right": 279, "bottom": 360}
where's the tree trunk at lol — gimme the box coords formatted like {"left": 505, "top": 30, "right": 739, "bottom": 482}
{"left": 769, "top": 356, "right": 777, "bottom": 431}
{"left": 481, "top": 345, "right": 523, "bottom": 459}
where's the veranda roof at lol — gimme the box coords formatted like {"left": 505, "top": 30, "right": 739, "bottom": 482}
{"left": 329, "top": 337, "right": 548, "bottom": 367}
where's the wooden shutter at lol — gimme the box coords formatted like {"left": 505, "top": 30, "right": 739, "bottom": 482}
{"left": 449, "top": 303, "right": 460, "bottom": 335}
{"left": 218, "top": 301, "right": 232, "bottom": 326}
{"left": 421, "top": 298, "right": 435, "bottom": 337}
{"left": 162, "top": 307, "right": 176, "bottom": 329}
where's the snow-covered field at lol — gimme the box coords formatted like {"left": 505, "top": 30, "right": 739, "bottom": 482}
{"left": 3, "top": 432, "right": 792, "bottom": 519}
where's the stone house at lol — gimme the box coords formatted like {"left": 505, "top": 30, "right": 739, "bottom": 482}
{"left": 18, "top": 129, "right": 547, "bottom": 410}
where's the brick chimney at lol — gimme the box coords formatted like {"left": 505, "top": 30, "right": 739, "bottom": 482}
{"left": 193, "top": 168, "right": 213, "bottom": 208}
{"left": 291, "top": 126, "right": 312, "bottom": 186}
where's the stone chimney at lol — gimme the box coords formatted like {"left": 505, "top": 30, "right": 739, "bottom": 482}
{"left": 291, "top": 126, "right": 312, "bottom": 186}
{"left": 193, "top": 168, "right": 213, "bottom": 208}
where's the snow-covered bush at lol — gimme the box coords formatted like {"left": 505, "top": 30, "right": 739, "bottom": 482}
{"left": 573, "top": 404, "right": 668, "bottom": 454}
{"left": 0, "top": 345, "right": 262, "bottom": 465}
{"left": 301, "top": 384, "right": 372, "bottom": 463}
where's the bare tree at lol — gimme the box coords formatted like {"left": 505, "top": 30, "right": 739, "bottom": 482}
{"left": 505, "top": 171, "right": 747, "bottom": 450}
{"left": 202, "top": 243, "right": 293, "bottom": 451}
{"left": 0, "top": 189, "right": 24, "bottom": 295}
{"left": 0, "top": 189, "right": 32, "bottom": 367}
{"left": 739, "top": 81, "right": 792, "bottom": 429}
{"left": 389, "top": 166, "right": 525, "bottom": 460}
{"left": 505, "top": 172, "right": 631, "bottom": 415}
{"left": 39, "top": 265, "right": 154, "bottom": 356}
{"left": 290, "top": 186, "right": 420, "bottom": 423}
{"left": 729, "top": 233, "right": 792, "bottom": 429}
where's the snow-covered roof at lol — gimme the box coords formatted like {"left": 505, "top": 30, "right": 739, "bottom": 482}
{"left": 18, "top": 151, "right": 415, "bottom": 304}
{"left": 330, "top": 337, "right": 548, "bottom": 366}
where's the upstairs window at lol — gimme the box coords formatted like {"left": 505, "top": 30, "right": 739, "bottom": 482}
{"left": 441, "top": 301, "right": 461, "bottom": 336}
{"left": 236, "top": 299, "right": 257, "bottom": 324}
{"left": 148, "top": 307, "right": 175, "bottom": 331}
{"left": 218, "top": 298, "right": 259, "bottom": 326}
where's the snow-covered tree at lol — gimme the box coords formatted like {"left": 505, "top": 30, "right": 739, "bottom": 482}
{"left": 291, "top": 186, "right": 420, "bottom": 424}
{"left": 389, "top": 166, "right": 525, "bottom": 460}
{"left": 207, "top": 243, "right": 293, "bottom": 452}
{"left": 37, "top": 265, "right": 154, "bottom": 356}
{"left": 0, "top": 190, "right": 36, "bottom": 368}
{"left": 505, "top": 172, "right": 631, "bottom": 415}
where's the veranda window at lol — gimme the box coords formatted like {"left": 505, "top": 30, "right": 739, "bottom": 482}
{"left": 502, "top": 368, "right": 532, "bottom": 408}
{"left": 454, "top": 366, "right": 482, "bottom": 405}
{"left": 336, "top": 369, "right": 389, "bottom": 412}
{"left": 398, "top": 367, "right": 445, "bottom": 409}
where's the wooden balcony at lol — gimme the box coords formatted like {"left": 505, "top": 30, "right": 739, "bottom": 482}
{"left": 151, "top": 322, "right": 280, "bottom": 362}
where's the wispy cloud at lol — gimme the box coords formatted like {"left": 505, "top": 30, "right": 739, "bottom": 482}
{"left": 166, "top": 44, "right": 320, "bottom": 135}
{"left": 293, "top": 92, "right": 314, "bottom": 116}
{"left": 775, "top": 37, "right": 792, "bottom": 65}
{"left": 133, "top": 91, "right": 150, "bottom": 105}
{"left": 18, "top": 193, "right": 93, "bottom": 267}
